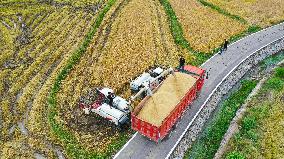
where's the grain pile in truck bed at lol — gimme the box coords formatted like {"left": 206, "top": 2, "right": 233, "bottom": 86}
{"left": 137, "top": 72, "right": 197, "bottom": 127}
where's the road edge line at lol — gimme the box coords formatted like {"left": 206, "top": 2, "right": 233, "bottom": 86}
{"left": 113, "top": 132, "right": 138, "bottom": 159}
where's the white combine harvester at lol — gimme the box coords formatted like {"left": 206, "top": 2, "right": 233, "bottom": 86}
{"left": 79, "top": 87, "right": 130, "bottom": 127}
{"left": 79, "top": 67, "right": 174, "bottom": 127}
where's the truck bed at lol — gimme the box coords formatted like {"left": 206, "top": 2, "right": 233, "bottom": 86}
{"left": 137, "top": 72, "right": 197, "bottom": 127}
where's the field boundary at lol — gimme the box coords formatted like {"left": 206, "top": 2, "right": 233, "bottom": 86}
{"left": 166, "top": 35, "right": 284, "bottom": 159}
{"left": 46, "top": 0, "right": 118, "bottom": 158}
{"left": 196, "top": 0, "right": 247, "bottom": 24}
{"left": 159, "top": 0, "right": 261, "bottom": 66}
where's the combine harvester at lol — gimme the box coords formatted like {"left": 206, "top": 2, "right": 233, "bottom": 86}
{"left": 79, "top": 87, "right": 130, "bottom": 127}
{"left": 80, "top": 65, "right": 205, "bottom": 142}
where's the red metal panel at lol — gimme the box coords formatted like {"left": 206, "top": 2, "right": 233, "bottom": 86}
{"left": 184, "top": 65, "right": 205, "bottom": 76}
{"left": 131, "top": 113, "right": 159, "bottom": 142}
{"left": 131, "top": 66, "right": 203, "bottom": 142}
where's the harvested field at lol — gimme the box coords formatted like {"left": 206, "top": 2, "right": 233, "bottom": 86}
{"left": 137, "top": 72, "right": 197, "bottom": 127}
{"left": 0, "top": 1, "right": 101, "bottom": 158}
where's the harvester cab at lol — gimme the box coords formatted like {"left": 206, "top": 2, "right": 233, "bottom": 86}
{"left": 97, "top": 87, "right": 131, "bottom": 113}
{"left": 130, "top": 73, "right": 152, "bottom": 91}
{"left": 130, "top": 67, "right": 165, "bottom": 92}
{"left": 79, "top": 87, "right": 130, "bottom": 126}
{"left": 130, "top": 67, "right": 175, "bottom": 101}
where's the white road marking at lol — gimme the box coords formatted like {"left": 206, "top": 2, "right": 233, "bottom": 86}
{"left": 113, "top": 132, "right": 138, "bottom": 159}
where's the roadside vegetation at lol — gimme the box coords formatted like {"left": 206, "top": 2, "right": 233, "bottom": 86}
{"left": 225, "top": 64, "right": 284, "bottom": 159}
{"left": 184, "top": 80, "right": 257, "bottom": 159}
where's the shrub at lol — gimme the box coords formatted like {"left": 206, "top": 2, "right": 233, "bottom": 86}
{"left": 275, "top": 67, "right": 284, "bottom": 79}
{"left": 264, "top": 77, "right": 284, "bottom": 91}
{"left": 241, "top": 116, "right": 256, "bottom": 132}
{"left": 226, "top": 151, "right": 245, "bottom": 159}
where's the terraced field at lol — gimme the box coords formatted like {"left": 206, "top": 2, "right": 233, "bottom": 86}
{"left": 224, "top": 65, "right": 284, "bottom": 159}
{"left": 0, "top": 1, "right": 102, "bottom": 158}
{"left": 169, "top": 0, "right": 248, "bottom": 52}
{"left": 1, "top": 0, "right": 284, "bottom": 158}
{"left": 56, "top": 0, "right": 180, "bottom": 154}
{"left": 207, "top": 0, "right": 284, "bottom": 27}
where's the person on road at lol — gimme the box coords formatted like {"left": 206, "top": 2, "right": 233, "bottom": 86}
{"left": 107, "top": 92, "right": 114, "bottom": 109}
{"left": 224, "top": 39, "right": 229, "bottom": 51}
{"left": 179, "top": 56, "right": 185, "bottom": 71}
{"left": 219, "top": 39, "right": 229, "bottom": 55}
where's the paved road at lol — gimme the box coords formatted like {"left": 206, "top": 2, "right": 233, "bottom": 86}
{"left": 114, "top": 23, "right": 284, "bottom": 159}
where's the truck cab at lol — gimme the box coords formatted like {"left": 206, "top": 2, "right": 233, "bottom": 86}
{"left": 183, "top": 65, "right": 205, "bottom": 91}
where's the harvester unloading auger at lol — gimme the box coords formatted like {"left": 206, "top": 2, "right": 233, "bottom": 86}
{"left": 79, "top": 65, "right": 205, "bottom": 142}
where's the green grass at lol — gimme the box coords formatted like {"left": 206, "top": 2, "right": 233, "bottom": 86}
{"left": 46, "top": 0, "right": 132, "bottom": 158}
{"left": 184, "top": 80, "right": 258, "bottom": 159}
{"left": 260, "top": 51, "right": 284, "bottom": 69}
{"left": 225, "top": 67, "right": 284, "bottom": 158}
{"left": 196, "top": 0, "right": 247, "bottom": 24}
{"left": 275, "top": 67, "right": 284, "bottom": 78}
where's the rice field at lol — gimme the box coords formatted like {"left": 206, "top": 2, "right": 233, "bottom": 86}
{"left": 207, "top": 0, "right": 284, "bottom": 27}
{"left": 0, "top": 0, "right": 283, "bottom": 158}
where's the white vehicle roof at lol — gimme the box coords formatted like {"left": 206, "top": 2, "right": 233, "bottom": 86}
{"left": 99, "top": 103, "right": 125, "bottom": 119}
{"left": 131, "top": 73, "right": 151, "bottom": 87}
{"left": 99, "top": 87, "right": 114, "bottom": 97}
{"left": 113, "top": 96, "right": 130, "bottom": 110}
{"left": 114, "top": 96, "right": 128, "bottom": 104}
{"left": 141, "top": 76, "right": 155, "bottom": 87}
{"left": 152, "top": 67, "right": 164, "bottom": 75}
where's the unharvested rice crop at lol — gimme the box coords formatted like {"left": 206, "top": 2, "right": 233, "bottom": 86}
{"left": 207, "top": 0, "right": 284, "bottom": 27}
{"left": 137, "top": 72, "right": 197, "bottom": 126}
{"left": 1, "top": 0, "right": 283, "bottom": 158}
{"left": 169, "top": 0, "right": 248, "bottom": 52}
{"left": 56, "top": 0, "right": 181, "bottom": 153}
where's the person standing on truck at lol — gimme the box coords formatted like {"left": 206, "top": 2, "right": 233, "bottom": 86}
{"left": 107, "top": 92, "right": 114, "bottom": 109}
{"left": 179, "top": 56, "right": 185, "bottom": 71}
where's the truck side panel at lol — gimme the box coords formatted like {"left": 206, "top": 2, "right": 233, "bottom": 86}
{"left": 159, "top": 83, "right": 197, "bottom": 139}
{"left": 131, "top": 66, "right": 204, "bottom": 142}
{"left": 131, "top": 114, "right": 159, "bottom": 141}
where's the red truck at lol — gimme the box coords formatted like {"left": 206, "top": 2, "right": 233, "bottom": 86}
{"left": 131, "top": 65, "right": 205, "bottom": 142}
